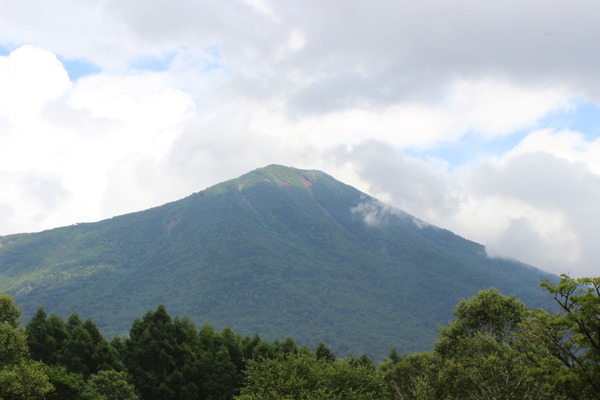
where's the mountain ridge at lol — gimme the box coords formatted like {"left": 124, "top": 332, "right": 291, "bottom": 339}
{"left": 0, "top": 164, "right": 553, "bottom": 360}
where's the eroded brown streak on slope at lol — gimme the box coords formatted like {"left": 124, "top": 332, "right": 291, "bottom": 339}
{"left": 303, "top": 177, "right": 332, "bottom": 218}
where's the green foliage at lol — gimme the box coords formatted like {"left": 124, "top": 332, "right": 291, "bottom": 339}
{"left": 0, "top": 293, "right": 52, "bottom": 400}
{"left": 81, "top": 370, "right": 139, "bottom": 400}
{"left": 382, "top": 289, "right": 552, "bottom": 400}
{"left": 517, "top": 275, "right": 600, "bottom": 399}
{"left": 314, "top": 342, "right": 336, "bottom": 362}
{"left": 379, "top": 352, "right": 439, "bottom": 400}
{"left": 0, "top": 360, "right": 54, "bottom": 400}
{"left": 237, "top": 352, "right": 387, "bottom": 400}
{"left": 41, "top": 365, "right": 84, "bottom": 400}
{"left": 124, "top": 305, "right": 207, "bottom": 400}
{"left": 433, "top": 289, "right": 550, "bottom": 399}
{"left": 9, "top": 276, "right": 598, "bottom": 400}
{"left": 379, "top": 280, "right": 600, "bottom": 400}
{"left": 25, "top": 308, "right": 122, "bottom": 378}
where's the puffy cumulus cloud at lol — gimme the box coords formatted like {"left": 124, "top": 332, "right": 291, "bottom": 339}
{"left": 68, "top": 71, "right": 197, "bottom": 161}
{"left": 456, "top": 150, "right": 600, "bottom": 278}
{"left": 0, "top": 45, "right": 200, "bottom": 234}
{"left": 0, "top": 45, "right": 70, "bottom": 123}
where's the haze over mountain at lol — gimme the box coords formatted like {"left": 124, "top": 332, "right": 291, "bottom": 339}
{"left": 0, "top": 165, "right": 553, "bottom": 360}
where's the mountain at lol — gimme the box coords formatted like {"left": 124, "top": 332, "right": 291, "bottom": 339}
{"left": 0, "top": 165, "right": 553, "bottom": 360}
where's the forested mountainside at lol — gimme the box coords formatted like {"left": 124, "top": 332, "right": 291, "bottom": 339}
{"left": 0, "top": 165, "right": 553, "bottom": 360}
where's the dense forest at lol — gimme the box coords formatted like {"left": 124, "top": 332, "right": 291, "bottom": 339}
{"left": 1, "top": 274, "right": 598, "bottom": 400}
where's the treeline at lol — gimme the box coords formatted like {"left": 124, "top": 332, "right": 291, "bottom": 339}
{"left": 1, "top": 274, "right": 599, "bottom": 399}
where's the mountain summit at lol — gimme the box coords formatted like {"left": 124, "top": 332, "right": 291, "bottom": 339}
{"left": 0, "top": 165, "right": 552, "bottom": 359}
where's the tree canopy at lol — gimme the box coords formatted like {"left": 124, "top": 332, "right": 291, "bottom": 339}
{"left": 1, "top": 273, "right": 597, "bottom": 400}
{"left": 0, "top": 293, "right": 52, "bottom": 400}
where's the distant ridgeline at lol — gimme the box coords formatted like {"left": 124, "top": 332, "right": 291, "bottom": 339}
{"left": 0, "top": 164, "right": 554, "bottom": 360}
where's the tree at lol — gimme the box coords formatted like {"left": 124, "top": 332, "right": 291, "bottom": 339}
{"left": 276, "top": 336, "right": 299, "bottom": 356}
{"left": 0, "top": 360, "right": 54, "bottom": 400}
{"left": 25, "top": 309, "right": 68, "bottom": 365}
{"left": 519, "top": 275, "right": 600, "bottom": 399}
{"left": 379, "top": 352, "right": 439, "bottom": 400}
{"left": 0, "top": 293, "right": 28, "bottom": 364}
{"left": 43, "top": 313, "right": 69, "bottom": 364}
{"left": 41, "top": 365, "right": 85, "bottom": 400}
{"left": 56, "top": 313, "right": 123, "bottom": 377}
{"left": 236, "top": 352, "right": 387, "bottom": 400}
{"left": 0, "top": 293, "right": 52, "bottom": 400}
{"left": 25, "top": 307, "right": 51, "bottom": 361}
{"left": 81, "top": 370, "right": 139, "bottom": 400}
{"left": 124, "top": 305, "right": 203, "bottom": 400}
{"left": 62, "top": 316, "right": 95, "bottom": 376}
{"left": 203, "top": 345, "right": 240, "bottom": 400}
{"left": 380, "top": 288, "right": 551, "bottom": 400}
{"left": 432, "top": 288, "right": 548, "bottom": 400}
{"left": 314, "top": 342, "right": 336, "bottom": 362}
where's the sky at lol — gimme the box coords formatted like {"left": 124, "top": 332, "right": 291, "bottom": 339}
{"left": 1, "top": 0, "right": 599, "bottom": 278}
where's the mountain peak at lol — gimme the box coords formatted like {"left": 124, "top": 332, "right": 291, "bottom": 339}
{"left": 0, "top": 164, "right": 553, "bottom": 360}
{"left": 204, "top": 164, "right": 330, "bottom": 196}
{"left": 241, "top": 164, "right": 326, "bottom": 187}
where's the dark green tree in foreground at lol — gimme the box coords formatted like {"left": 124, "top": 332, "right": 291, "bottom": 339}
{"left": 124, "top": 305, "right": 205, "bottom": 400}
{"left": 26, "top": 308, "right": 122, "bottom": 377}
{"left": 0, "top": 293, "right": 52, "bottom": 400}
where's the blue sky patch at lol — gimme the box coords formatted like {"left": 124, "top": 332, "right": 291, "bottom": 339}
{"left": 131, "top": 51, "right": 177, "bottom": 72}
{"left": 200, "top": 44, "right": 225, "bottom": 72}
{"left": 0, "top": 43, "right": 17, "bottom": 56}
{"left": 406, "top": 101, "right": 600, "bottom": 169}
{"left": 539, "top": 101, "right": 600, "bottom": 140}
{"left": 405, "top": 133, "right": 525, "bottom": 170}
{"left": 59, "top": 57, "right": 101, "bottom": 81}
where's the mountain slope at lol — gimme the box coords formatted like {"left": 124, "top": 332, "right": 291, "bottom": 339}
{"left": 0, "top": 165, "right": 553, "bottom": 360}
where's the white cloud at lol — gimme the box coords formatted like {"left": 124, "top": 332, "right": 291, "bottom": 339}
{"left": 330, "top": 140, "right": 454, "bottom": 222}
{"left": 242, "top": 0, "right": 280, "bottom": 21}
{"left": 0, "top": 45, "right": 199, "bottom": 233}
{"left": 459, "top": 151, "right": 600, "bottom": 277}
{"left": 338, "top": 137, "right": 600, "bottom": 278}
{"left": 0, "top": 45, "right": 70, "bottom": 123}
{"left": 444, "top": 79, "right": 570, "bottom": 138}
{"left": 507, "top": 129, "right": 600, "bottom": 174}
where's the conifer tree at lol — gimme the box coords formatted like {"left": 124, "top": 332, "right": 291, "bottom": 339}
{"left": 125, "top": 305, "right": 203, "bottom": 400}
